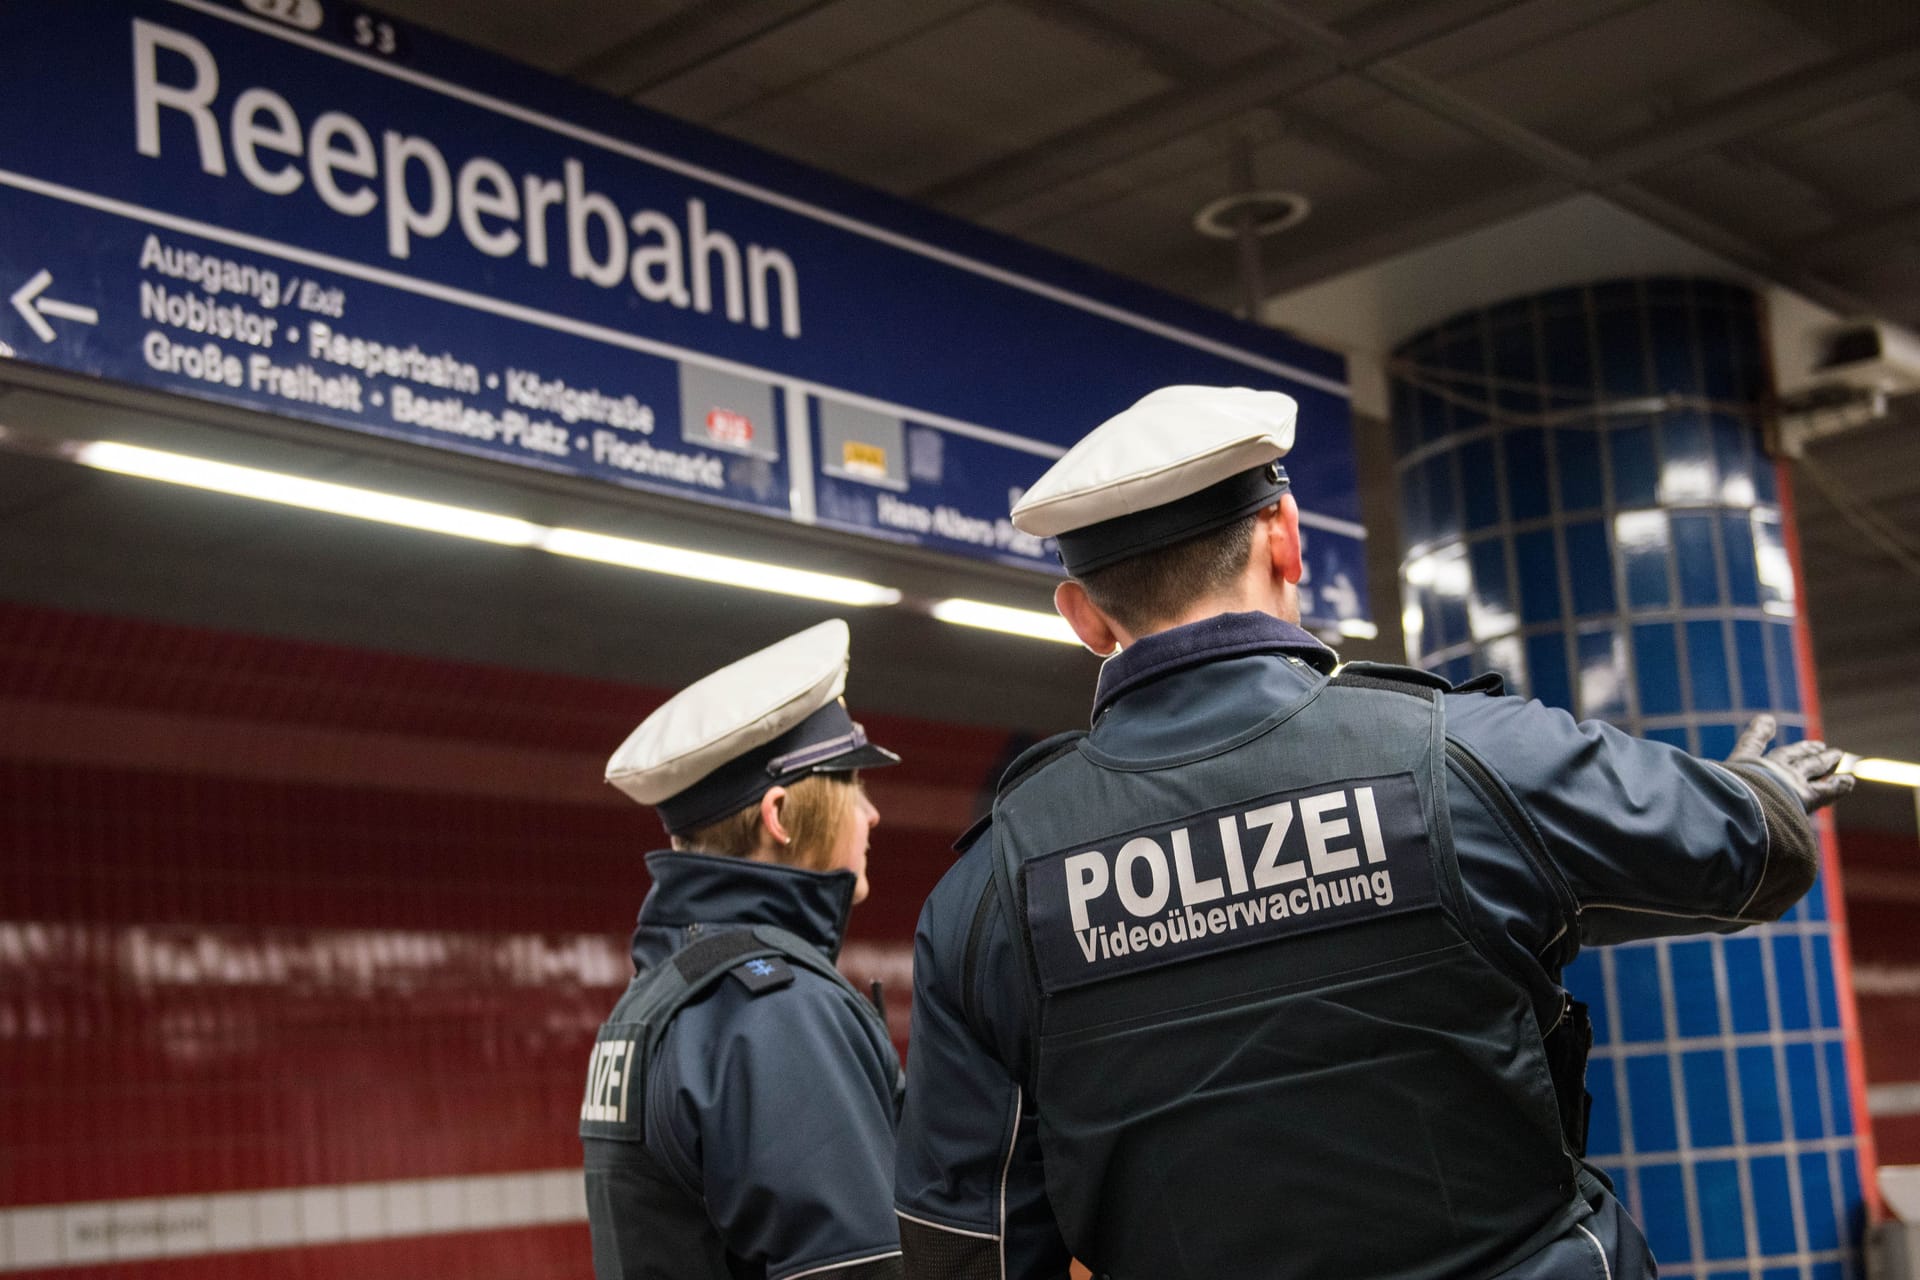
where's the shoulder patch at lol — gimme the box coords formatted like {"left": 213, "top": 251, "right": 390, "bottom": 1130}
{"left": 728, "top": 956, "right": 795, "bottom": 995}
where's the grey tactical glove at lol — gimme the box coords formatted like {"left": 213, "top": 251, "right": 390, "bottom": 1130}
{"left": 1726, "top": 714, "right": 1855, "bottom": 812}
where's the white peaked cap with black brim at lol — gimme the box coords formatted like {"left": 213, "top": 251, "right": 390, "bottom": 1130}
{"left": 1011, "top": 385, "right": 1298, "bottom": 576}
{"left": 605, "top": 619, "right": 899, "bottom": 835}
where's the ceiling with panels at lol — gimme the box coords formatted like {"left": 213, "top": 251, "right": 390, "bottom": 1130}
{"left": 340, "top": 0, "right": 1920, "bottom": 760}
{"left": 365, "top": 0, "right": 1920, "bottom": 325}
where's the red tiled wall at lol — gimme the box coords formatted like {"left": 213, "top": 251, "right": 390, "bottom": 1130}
{"left": 1837, "top": 823, "right": 1920, "bottom": 1167}
{"left": 0, "top": 602, "right": 1008, "bottom": 1277}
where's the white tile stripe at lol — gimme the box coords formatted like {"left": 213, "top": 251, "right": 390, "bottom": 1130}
{"left": 1587, "top": 1027, "right": 1850, "bottom": 1059}
{"left": 1653, "top": 1247, "right": 1851, "bottom": 1279}
{"left": 1869, "top": 1082, "right": 1920, "bottom": 1117}
{"left": 1597, "top": 1136, "right": 1857, "bottom": 1168}
{"left": 0, "top": 1170, "right": 585, "bottom": 1271}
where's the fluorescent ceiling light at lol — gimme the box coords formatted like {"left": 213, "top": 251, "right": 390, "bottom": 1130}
{"left": 931, "top": 598, "right": 1079, "bottom": 645}
{"left": 541, "top": 527, "right": 900, "bottom": 607}
{"left": 1852, "top": 757, "right": 1920, "bottom": 788}
{"left": 1337, "top": 618, "right": 1379, "bottom": 640}
{"left": 77, "top": 440, "right": 542, "bottom": 546}
{"left": 75, "top": 440, "right": 900, "bottom": 607}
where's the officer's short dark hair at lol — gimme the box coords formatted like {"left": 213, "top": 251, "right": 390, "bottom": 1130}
{"left": 1076, "top": 514, "right": 1256, "bottom": 635}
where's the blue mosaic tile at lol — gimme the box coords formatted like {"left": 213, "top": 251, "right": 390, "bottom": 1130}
{"left": 1743, "top": 1051, "right": 1781, "bottom": 1143}
{"left": 1812, "top": 944, "right": 1839, "bottom": 1031}
{"left": 1798, "top": 1152, "right": 1839, "bottom": 1251}
{"left": 1694, "top": 1159, "right": 1746, "bottom": 1259}
{"left": 1517, "top": 529, "right": 1561, "bottom": 624}
{"left": 1697, "top": 722, "right": 1739, "bottom": 760}
{"left": 1733, "top": 619, "right": 1770, "bottom": 710}
{"left": 1659, "top": 411, "right": 1715, "bottom": 500}
{"left": 1750, "top": 1155, "right": 1798, "bottom": 1252}
{"left": 1565, "top": 521, "right": 1615, "bottom": 616}
{"left": 1557, "top": 428, "right": 1604, "bottom": 511}
{"left": 1627, "top": 1055, "right": 1679, "bottom": 1152}
{"left": 1637, "top": 1162, "right": 1693, "bottom": 1259}
{"left": 1672, "top": 513, "right": 1722, "bottom": 606}
{"left": 1618, "top": 510, "right": 1672, "bottom": 608}
{"left": 1506, "top": 429, "right": 1551, "bottom": 521}
{"left": 1825, "top": 1039, "right": 1853, "bottom": 1137}
{"left": 1773, "top": 934, "right": 1812, "bottom": 1032}
{"left": 1710, "top": 415, "right": 1754, "bottom": 502}
{"left": 1616, "top": 947, "right": 1667, "bottom": 1041}
{"left": 1462, "top": 437, "right": 1502, "bottom": 529}
{"left": 1769, "top": 623, "right": 1801, "bottom": 713}
{"left": 1683, "top": 1050, "right": 1735, "bottom": 1147}
{"left": 1425, "top": 453, "right": 1459, "bottom": 542}
{"left": 1670, "top": 941, "right": 1719, "bottom": 1036}
{"left": 1785, "top": 1042, "right": 1824, "bottom": 1139}
{"left": 1724, "top": 938, "right": 1770, "bottom": 1033}
{"left": 1839, "top": 1144, "right": 1864, "bottom": 1235}
{"left": 1611, "top": 422, "right": 1659, "bottom": 507}
{"left": 1646, "top": 726, "right": 1691, "bottom": 751}
{"left": 1468, "top": 538, "right": 1513, "bottom": 640}
{"left": 1586, "top": 1056, "right": 1621, "bottom": 1156}
{"left": 1686, "top": 620, "right": 1733, "bottom": 711}
{"left": 1632, "top": 623, "right": 1683, "bottom": 717}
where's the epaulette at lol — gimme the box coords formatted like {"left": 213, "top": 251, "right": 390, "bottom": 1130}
{"left": 1329, "top": 660, "right": 1503, "bottom": 699}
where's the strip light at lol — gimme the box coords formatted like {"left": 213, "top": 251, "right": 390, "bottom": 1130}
{"left": 541, "top": 528, "right": 900, "bottom": 607}
{"left": 931, "top": 598, "right": 1079, "bottom": 645}
{"left": 75, "top": 440, "right": 901, "bottom": 607}
{"left": 1852, "top": 757, "right": 1920, "bottom": 788}
{"left": 77, "top": 441, "right": 544, "bottom": 546}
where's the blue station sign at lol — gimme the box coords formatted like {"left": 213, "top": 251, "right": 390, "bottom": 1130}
{"left": 0, "top": 0, "right": 1370, "bottom": 630}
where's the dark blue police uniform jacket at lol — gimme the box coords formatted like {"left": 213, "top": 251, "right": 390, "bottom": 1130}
{"left": 895, "top": 611, "right": 1810, "bottom": 1280}
{"left": 586, "top": 851, "right": 903, "bottom": 1280}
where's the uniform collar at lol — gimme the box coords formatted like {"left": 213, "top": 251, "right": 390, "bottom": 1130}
{"left": 1092, "top": 610, "right": 1335, "bottom": 719}
{"left": 635, "top": 850, "right": 856, "bottom": 959}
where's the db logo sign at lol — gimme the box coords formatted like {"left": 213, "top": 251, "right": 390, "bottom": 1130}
{"left": 705, "top": 408, "right": 754, "bottom": 447}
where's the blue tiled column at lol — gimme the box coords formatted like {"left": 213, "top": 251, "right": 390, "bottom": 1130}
{"left": 1389, "top": 279, "right": 1866, "bottom": 1278}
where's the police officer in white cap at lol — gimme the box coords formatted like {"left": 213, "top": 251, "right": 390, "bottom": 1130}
{"left": 892, "top": 386, "right": 1852, "bottom": 1280}
{"left": 580, "top": 619, "right": 906, "bottom": 1280}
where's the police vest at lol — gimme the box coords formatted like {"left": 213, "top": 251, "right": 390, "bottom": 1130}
{"left": 987, "top": 664, "right": 1591, "bottom": 1280}
{"left": 578, "top": 925, "right": 899, "bottom": 1280}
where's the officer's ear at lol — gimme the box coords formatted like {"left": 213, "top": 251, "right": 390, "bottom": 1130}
{"left": 1262, "top": 496, "right": 1304, "bottom": 587}
{"left": 1055, "top": 580, "right": 1123, "bottom": 657}
{"left": 757, "top": 786, "right": 793, "bottom": 851}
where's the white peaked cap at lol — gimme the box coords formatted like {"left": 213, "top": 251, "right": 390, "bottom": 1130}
{"left": 606, "top": 619, "right": 889, "bottom": 819}
{"left": 1011, "top": 385, "right": 1297, "bottom": 538}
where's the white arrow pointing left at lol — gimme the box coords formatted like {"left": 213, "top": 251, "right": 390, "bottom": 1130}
{"left": 10, "top": 269, "right": 99, "bottom": 343}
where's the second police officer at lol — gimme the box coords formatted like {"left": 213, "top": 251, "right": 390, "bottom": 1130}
{"left": 892, "top": 386, "right": 1854, "bottom": 1280}
{"left": 581, "top": 619, "right": 906, "bottom": 1280}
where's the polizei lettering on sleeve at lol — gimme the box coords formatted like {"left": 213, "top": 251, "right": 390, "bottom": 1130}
{"left": 1021, "top": 772, "right": 1436, "bottom": 993}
